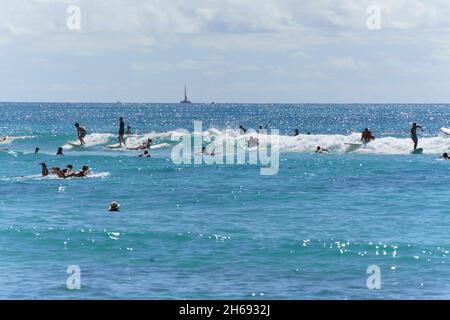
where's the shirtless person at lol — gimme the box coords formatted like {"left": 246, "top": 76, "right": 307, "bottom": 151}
{"left": 74, "top": 123, "right": 87, "bottom": 146}
{"left": 361, "top": 128, "right": 375, "bottom": 144}
{"left": 411, "top": 123, "right": 424, "bottom": 151}
{"left": 315, "top": 146, "right": 329, "bottom": 154}
{"left": 118, "top": 117, "right": 126, "bottom": 147}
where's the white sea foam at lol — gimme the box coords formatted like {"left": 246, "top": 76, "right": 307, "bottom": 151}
{"left": 0, "top": 135, "right": 34, "bottom": 145}
{"left": 33, "top": 128, "right": 450, "bottom": 156}
{"left": 169, "top": 129, "right": 450, "bottom": 155}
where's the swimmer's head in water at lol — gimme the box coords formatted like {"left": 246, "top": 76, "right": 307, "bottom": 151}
{"left": 144, "top": 151, "right": 149, "bottom": 155}
{"left": 108, "top": 201, "right": 120, "bottom": 212}
{"left": 444, "top": 153, "right": 449, "bottom": 158}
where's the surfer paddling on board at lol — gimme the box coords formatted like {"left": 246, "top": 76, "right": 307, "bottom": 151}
{"left": 440, "top": 153, "right": 450, "bottom": 160}
{"left": 315, "top": 146, "right": 329, "bottom": 154}
{"left": 361, "top": 128, "right": 375, "bottom": 144}
{"left": 411, "top": 123, "right": 424, "bottom": 151}
{"left": 40, "top": 162, "right": 89, "bottom": 178}
{"left": 74, "top": 123, "right": 87, "bottom": 146}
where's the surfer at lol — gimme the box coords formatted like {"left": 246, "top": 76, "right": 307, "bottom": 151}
{"left": 56, "top": 147, "right": 64, "bottom": 155}
{"left": 40, "top": 163, "right": 89, "bottom": 178}
{"left": 128, "top": 138, "right": 152, "bottom": 150}
{"left": 74, "top": 123, "right": 87, "bottom": 146}
{"left": 34, "top": 147, "right": 40, "bottom": 154}
{"left": 61, "top": 165, "right": 89, "bottom": 178}
{"left": 440, "top": 153, "right": 449, "bottom": 160}
{"left": 139, "top": 151, "right": 151, "bottom": 158}
{"left": 239, "top": 125, "right": 247, "bottom": 134}
{"left": 361, "top": 128, "right": 375, "bottom": 144}
{"left": 118, "top": 117, "right": 126, "bottom": 147}
{"left": 70, "top": 165, "right": 90, "bottom": 178}
{"left": 315, "top": 146, "right": 329, "bottom": 154}
{"left": 410, "top": 123, "right": 424, "bottom": 151}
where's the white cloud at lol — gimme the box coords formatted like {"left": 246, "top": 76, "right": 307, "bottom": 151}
{"left": 1, "top": 0, "right": 450, "bottom": 102}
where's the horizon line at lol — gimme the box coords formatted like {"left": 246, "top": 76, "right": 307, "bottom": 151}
{"left": 1, "top": 101, "right": 450, "bottom": 105}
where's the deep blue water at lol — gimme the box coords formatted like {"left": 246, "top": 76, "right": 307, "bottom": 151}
{"left": 2, "top": 103, "right": 450, "bottom": 299}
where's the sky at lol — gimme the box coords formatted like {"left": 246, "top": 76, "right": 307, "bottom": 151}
{"left": 0, "top": 0, "right": 450, "bottom": 103}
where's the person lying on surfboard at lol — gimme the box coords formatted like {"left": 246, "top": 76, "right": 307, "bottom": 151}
{"left": 74, "top": 123, "right": 87, "bottom": 146}
{"left": 315, "top": 146, "right": 329, "bottom": 154}
{"left": 41, "top": 162, "right": 89, "bottom": 178}
{"left": 410, "top": 123, "right": 424, "bottom": 151}
{"left": 361, "top": 128, "right": 375, "bottom": 144}
{"left": 127, "top": 138, "right": 152, "bottom": 150}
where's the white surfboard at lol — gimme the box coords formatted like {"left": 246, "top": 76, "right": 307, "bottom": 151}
{"left": 440, "top": 127, "right": 450, "bottom": 136}
{"left": 345, "top": 143, "right": 362, "bottom": 152}
{"left": 67, "top": 142, "right": 83, "bottom": 148}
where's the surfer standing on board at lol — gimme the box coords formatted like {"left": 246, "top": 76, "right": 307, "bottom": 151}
{"left": 411, "top": 123, "right": 423, "bottom": 151}
{"left": 118, "top": 117, "right": 126, "bottom": 147}
{"left": 361, "top": 128, "right": 375, "bottom": 144}
{"left": 74, "top": 123, "right": 87, "bottom": 146}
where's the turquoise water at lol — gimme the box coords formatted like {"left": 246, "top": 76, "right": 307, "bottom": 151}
{"left": 2, "top": 103, "right": 450, "bottom": 299}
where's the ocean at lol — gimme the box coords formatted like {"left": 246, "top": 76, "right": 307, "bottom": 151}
{"left": 1, "top": 102, "right": 450, "bottom": 299}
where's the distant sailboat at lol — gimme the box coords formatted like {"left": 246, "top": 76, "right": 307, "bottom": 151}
{"left": 180, "top": 84, "right": 192, "bottom": 104}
